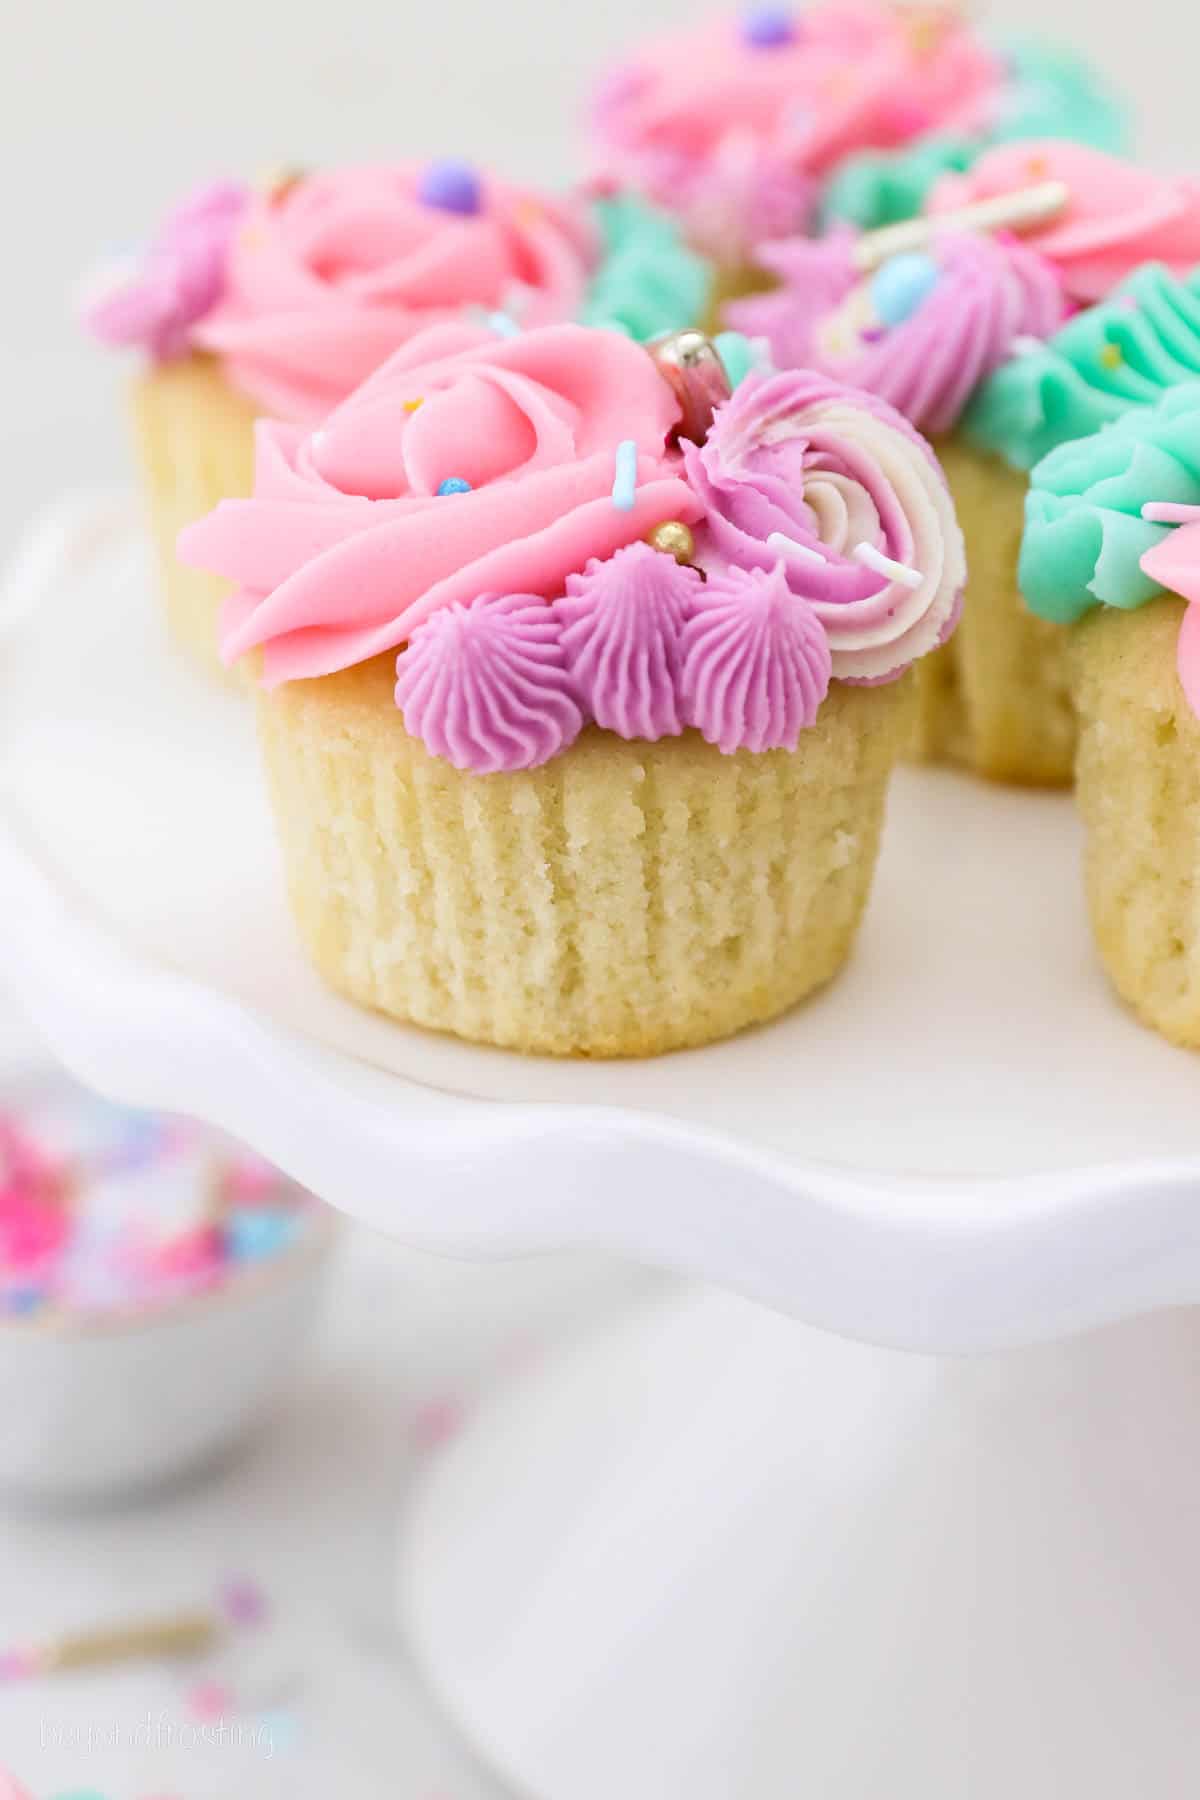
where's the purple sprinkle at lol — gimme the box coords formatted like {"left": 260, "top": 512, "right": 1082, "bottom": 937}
{"left": 860, "top": 325, "right": 886, "bottom": 343}
{"left": 741, "top": 5, "right": 797, "bottom": 47}
{"left": 416, "top": 159, "right": 482, "bottom": 217}
{"left": 221, "top": 1574, "right": 269, "bottom": 1627}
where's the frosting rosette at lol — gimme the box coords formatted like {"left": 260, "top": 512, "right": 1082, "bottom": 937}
{"left": 195, "top": 163, "right": 600, "bottom": 420}
{"left": 589, "top": 2, "right": 1003, "bottom": 260}
{"left": 683, "top": 369, "right": 966, "bottom": 681}
{"left": 966, "top": 263, "right": 1200, "bottom": 472}
{"left": 728, "top": 227, "right": 1065, "bottom": 436}
{"left": 178, "top": 322, "right": 699, "bottom": 685}
{"left": 929, "top": 142, "right": 1200, "bottom": 305}
{"left": 1020, "top": 382, "right": 1200, "bottom": 623}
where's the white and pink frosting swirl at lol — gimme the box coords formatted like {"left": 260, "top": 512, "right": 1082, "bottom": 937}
{"left": 928, "top": 141, "right": 1200, "bottom": 305}
{"left": 590, "top": 2, "right": 1004, "bottom": 259}
{"left": 180, "top": 326, "right": 963, "bottom": 769}
{"left": 178, "top": 322, "right": 699, "bottom": 686}
{"left": 684, "top": 368, "right": 965, "bottom": 681}
{"left": 192, "top": 163, "right": 598, "bottom": 420}
{"left": 729, "top": 227, "right": 1066, "bottom": 436}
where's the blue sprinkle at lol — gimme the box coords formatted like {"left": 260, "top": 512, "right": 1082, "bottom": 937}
{"left": 740, "top": 4, "right": 796, "bottom": 47}
{"left": 869, "top": 253, "right": 940, "bottom": 328}
{"left": 436, "top": 476, "right": 473, "bottom": 497}
{"left": 486, "top": 311, "right": 522, "bottom": 338}
{"left": 225, "top": 1207, "right": 298, "bottom": 1265}
{"left": 3, "top": 1286, "right": 46, "bottom": 1316}
{"left": 611, "top": 440, "right": 639, "bottom": 512}
{"left": 415, "top": 158, "right": 481, "bottom": 216}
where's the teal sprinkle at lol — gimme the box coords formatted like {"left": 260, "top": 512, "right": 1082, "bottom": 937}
{"left": 611, "top": 439, "right": 639, "bottom": 512}
{"left": 486, "top": 311, "right": 521, "bottom": 338}
{"left": 582, "top": 193, "right": 711, "bottom": 343}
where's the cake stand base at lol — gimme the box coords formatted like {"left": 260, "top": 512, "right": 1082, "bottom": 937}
{"left": 401, "top": 1287, "right": 1200, "bottom": 1800}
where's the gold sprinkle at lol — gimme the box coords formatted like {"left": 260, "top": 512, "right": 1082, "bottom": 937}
{"left": 403, "top": 397, "right": 424, "bottom": 412}
{"left": 515, "top": 200, "right": 544, "bottom": 228}
{"left": 257, "top": 163, "right": 307, "bottom": 204}
{"left": 1099, "top": 342, "right": 1123, "bottom": 370}
{"left": 646, "top": 520, "right": 696, "bottom": 565}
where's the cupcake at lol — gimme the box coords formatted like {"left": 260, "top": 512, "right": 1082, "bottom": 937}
{"left": 1019, "top": 384, "right": 1200, "bottom": 1045}
{"left": 730, "top": 143, "right": 1200, "bottom": 782}
{"left": 821, "top": 35, "right": 1126, "bottom": 230}
{"left": 589, "top": 0, "right": 1005, "bottom": 303}
{"left": 81, "top": 164, "right": 707, "bottom": 677}
{"left": 178, "top": 322, "right": 964, "bottom": 1057}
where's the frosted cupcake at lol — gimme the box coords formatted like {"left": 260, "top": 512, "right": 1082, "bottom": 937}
{"left": 1019, "top": 384, "right": 1200, "bottom": 1045}
{"left": 178, "top": 323, "right": 964, "bottom": 1057}
{"left": 822, "top": 35, "right": 1126, "bottom": 230}
{"left": 731, "top": 143, "right": 1200, "bottom": 781}
{"left": 81, "top": 164, "right": 707, "bottom": 677}
{"left": 589, "top": 0, "right": 1004, "bottom": 306}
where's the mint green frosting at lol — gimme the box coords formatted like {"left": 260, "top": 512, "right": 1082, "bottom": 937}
{"left": 581, "top": 194, "right": 711, "bottom": 344}
{"left": 964, "top": 265, "right": 1200, "bottom": 472}
{"left": 1020, "top": 383, "right": 1200, "bottom": 622}
{"left": 821, "top": 36, "right": 1126, "bottom": 231}
{"left": 820, "top": 135, "right": 977, "bottom": 232}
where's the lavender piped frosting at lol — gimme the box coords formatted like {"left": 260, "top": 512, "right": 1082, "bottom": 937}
{"left": 395, "top": 592, "right": 583, "bottom": 773}
{"left": 729, "top": 229, "right": 1066, "bottom": 437}
{"left": 560, "top": 543, "right": 701, "bottom": 740}
{"left": 680, "top": 561, "right": 831, "bottom": 751}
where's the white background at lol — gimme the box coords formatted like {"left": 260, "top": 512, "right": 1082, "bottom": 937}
{"left": 1, "top": 0, "right": 1195, "bottom": 553}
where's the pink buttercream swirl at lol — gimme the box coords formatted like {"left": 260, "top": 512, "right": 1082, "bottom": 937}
{"left": 196, "top": 164, "right": 599, "bottom": 421}
{"left": 178, "top": 322, "right": 700, "bottom": 685}
{"left": 929, "top": 142, "right": 1200, "bottom": 305}
{"left": 680, "top": 561, "right": 831, "bottom": 750}
{"left": 79, "top": 181, "right": 248, "bottom": 360}
{"left": 591, "top": 2, "right": 1004, "bottom": 259}
{"left": 729, "top": 227, "right": 1066, "bottom": 435}
{"left": 685, "top": 369, "right": 966, "bottom": 681}
{"left": 395, "top": 592, "right": 583, "bottom": 772}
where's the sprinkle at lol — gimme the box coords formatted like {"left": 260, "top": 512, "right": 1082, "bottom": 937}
{"left": 410, "top": 1393, "right": 467, "bottom": 1451}
{"left": 225, "top": 1207, "right": 298, "bottom": 1263}
{"left": 486, "top": 311, "right": 522, "bottom": 339}
{"left": 403, "top": 398, "right": 424, "bottom": 413}
{"left": 1099, "top": 341, "right": 1123, "bottom": 369}
{"left": 0, "top": 1648, "right": 39, "bottom": 1681}
{"left": 766, "top": 530, "right": 826, "bottom": 567}
{"left": 1009, "top": 334, "right": 1044, "bottom": 358}
{"left": 869, "top": 252, "right": 940, "bottom": 328}
{"left": 854, "top": 542, "right": 923, "bottom": 589}
{"left": 740, "top": 4, "right": 797, "bottom": 47}
{"left": 860, "top": 325, "right": 886, "bottom": 343}
{"left": 1119, "top": 294, "right": 1140, "bottom": 312}
{"left": 2, "top": 1286, "right": 45, "bottom": 1316}
{"left": 1142, "top": 502, "right": 1200, "bottom": 524}
{"left": 416, "top": 159, "right": 482, "bottom": 217}
{"left": 186, "top": 1679, "right": 233, "bottom": 1721}
{"left": 220, "top": 1575, "right": 268, "bottom": 1628}
{"left": 436, "top": 477, "right": 473, "bottom": 497}
{"left": 612, "top": 440, "right": 639, "bottom": 512}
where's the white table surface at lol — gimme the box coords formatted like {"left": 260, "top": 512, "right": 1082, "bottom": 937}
{"left": 0, "top": 1011, "right": 650, "bottom": 1799}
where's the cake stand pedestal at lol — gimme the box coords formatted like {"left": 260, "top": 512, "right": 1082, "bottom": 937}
{"left": 4, "top": 501, "right": 1200, "bottom": 1798}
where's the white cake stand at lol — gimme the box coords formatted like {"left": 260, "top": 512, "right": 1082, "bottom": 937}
{"left": 4, "top": 500, "right": 1200, "bottom": 1798}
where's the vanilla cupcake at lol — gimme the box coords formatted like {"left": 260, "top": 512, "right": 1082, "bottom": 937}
{"left": 1019, "top": 384, "right": 1200, "bottom": 1046}
{"left": 731, "top": 141, "right": 1200, "bottom": 782}
{"left": 178, "top": 323, "right": 963, "bottom": 1057}
{"left": 589, "top": 0, "right": 1006, "bottom": 307}
{"left": 81, "top": 165, "right": 706, "bottom": 677}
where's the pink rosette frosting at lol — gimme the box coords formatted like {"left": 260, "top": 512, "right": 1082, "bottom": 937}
{"left": 196, "top": 164, "right": 599, "bottom": 421}
{"left": 929, "top": 142, "right": 1200, "bottom": 305}
{"left": 79, "top": 180, "right": 248, "bottom": 360}
{"left": 591, "top": 2, "right": 1003, "bottom": 259}
{"left": 395, "top": 592, "right": 583, "bottom": 772}
{"left": 729, "top": 227, "right": 1066, "bottom": 435}
{"left": 178, "top": 322, "right": 700, "bottom": 685}
{"left": 684, "top": 369, "right": 966, "bottom": 681}
{"left": 680, "top": 561, "right": 831, "bottom": 751}
{"left": 559, "top": 542, "right": 702, "bottom": 739}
